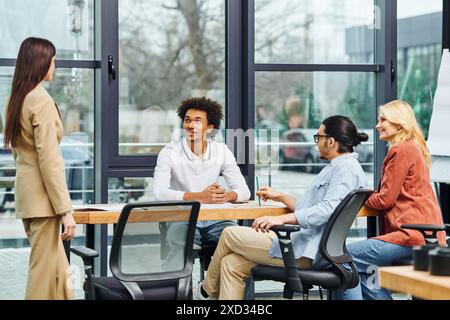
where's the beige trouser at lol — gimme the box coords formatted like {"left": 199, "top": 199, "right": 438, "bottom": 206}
{"left": 23, "top": 216, "right": 74, "bottom": 300}
{"left": 203, "top": 226, "right": 311, "bottom": 300}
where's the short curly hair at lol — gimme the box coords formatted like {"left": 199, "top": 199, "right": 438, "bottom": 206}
{"left": 177, "top": 96, "right": 224, "bottom": 129}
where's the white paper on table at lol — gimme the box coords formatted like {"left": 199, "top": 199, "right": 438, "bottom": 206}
{"left": 73, "top": 203, "right": 126, "bottom": 212}
{"left": 427, "top": 49, "right": 450, "bottom": 156}
{"left": 200, "top": 201, "right": 284, "bottom": 209}
{"left": 200, "top": 203, "right": 235, "bottom": 209}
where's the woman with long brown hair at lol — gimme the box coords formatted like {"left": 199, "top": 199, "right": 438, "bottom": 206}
{"left": 4, "top": 37, "right": 76, "bottom": 300}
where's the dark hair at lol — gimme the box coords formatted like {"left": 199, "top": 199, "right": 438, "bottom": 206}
{"left": 177, "top": 96, "right": 224, "bottom": 129}
{"left": 322, "top": 115, "right": 368, "bottom": 153}
{"left": 4, "top": 37, "right": 56, "bottom": 147}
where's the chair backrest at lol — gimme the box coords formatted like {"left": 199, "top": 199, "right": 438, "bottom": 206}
{"left": 319, "top": 189, "right": 373, "bottom": 289}
{"left": 109, "top": 201, "right": 200, "bottom": 299}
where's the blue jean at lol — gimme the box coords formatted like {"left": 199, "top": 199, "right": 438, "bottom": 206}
{"left": 332, "top": 239, "right": 413, "bottom": 300}
{"left": 194, "top": 220, "right": 238, "bottom": 245}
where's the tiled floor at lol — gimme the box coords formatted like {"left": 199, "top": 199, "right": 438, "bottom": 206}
{"left": 0, "top": 247, "right": 87, "bottom": 300}
{"left": 0, "top": 245, "right": 408, "bottom": 301}
{"left": 0, "top": 245, "right": 287, "bottom": 300}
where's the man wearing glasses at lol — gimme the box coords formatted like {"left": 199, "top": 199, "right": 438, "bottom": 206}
{"left": 194, "top": 115, "right": 369, "bottom": 300}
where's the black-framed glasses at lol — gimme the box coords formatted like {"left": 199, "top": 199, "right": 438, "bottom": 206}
{"left": 313, "top": 134, "right": 330, "bottom": 144}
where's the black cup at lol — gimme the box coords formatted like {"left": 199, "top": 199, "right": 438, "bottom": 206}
{"left": 429, "top": 247, "right": 450, "bottom": 276}
{"left": 413, "top": 244, "right": 437, "bottom": 271}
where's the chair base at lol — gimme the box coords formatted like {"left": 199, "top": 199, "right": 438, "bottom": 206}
{"left": 90, "top": 277, "right": 185, "bottom": 300}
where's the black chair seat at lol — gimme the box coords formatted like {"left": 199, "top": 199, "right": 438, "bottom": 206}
{"left": 93, "top": 276, "right": 179, "bottom": 300}
{"left": 251, "top": 266, "right": 342, "bottom": 289}
{"left": 245, "top": 190, "right": 373, "bottom": 300}
{"left": 197, "top": 242, "right": 217, "bottom": 270}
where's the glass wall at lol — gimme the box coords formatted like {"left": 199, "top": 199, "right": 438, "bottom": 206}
{"left": 397, "top": 0, "right": 443, "bottom": 139}
{"left": 255, "top": 72, "right": 375, "bottom": 189}
{"left": 255, "top": 0, "right": 375, "bottom": 64}
{"left": 254, "top": 0, "right": 377, "bottom": 240}
{"left": 118, "top": 0, "right": 226, "bottom": 155}
{"left": 108, "top": 177, "right": 151, "bottom": 204}
{"left": 0, "top": 0, "right": 95, "bottom": 60}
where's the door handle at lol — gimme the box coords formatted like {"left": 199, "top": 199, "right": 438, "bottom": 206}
{"left": 390, "top": 60, "right": 396, "bottom": 83}
{"left": 108, "top": 55, "right": 116, "bottom": 80}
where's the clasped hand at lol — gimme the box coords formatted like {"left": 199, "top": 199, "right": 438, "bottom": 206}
{"left": 200, "top": 183, "right": 228, "bottom": 204}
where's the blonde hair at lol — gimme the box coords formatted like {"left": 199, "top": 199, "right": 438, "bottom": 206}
{"left": 379, "top": 100, "right": 431, "bottom": 167}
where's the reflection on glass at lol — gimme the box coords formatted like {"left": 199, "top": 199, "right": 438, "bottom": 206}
{"left": 118, "top": 0, "right": 226, "bottom": 155}
{"left": 108, "top": 177, "right": 153, "bottom": 204}
{"left": 0, "top": 0, "right": 95, "bottom": 60}
{"left": 255, "top": 0, "right": 375, "bottom": 64}
{"left": 397, "top": 0, "right": 442, "bottom": 138}
{"left": 120, "top": 205, "right": 192, "bottom": 275}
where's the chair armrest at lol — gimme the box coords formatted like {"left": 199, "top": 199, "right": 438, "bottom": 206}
{"left": 270, "top": 225, "right": 301, "bottom": 268}
{"left": 401, "top": 224, "right": 446, "bottom": 242}
{"left": 269, "top": 225, "right": 303, "bottom": 297}
{"left": 269, "top": 225, "right": 301, "bottom": 268}
{"left": 70, "top": 246, "right": 98, "bottom": 300}
{"left": 271, "top": 225, "right": 300, "bottom": 233}
{"left": 270, "top": 225, "right": 298, "bottom": 268}
{"left": 70, "top": 246, "right": 99, "bottom": 260}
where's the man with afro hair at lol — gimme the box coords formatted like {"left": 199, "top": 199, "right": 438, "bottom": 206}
{"left": 154, "top": 96, "right": 251, "bottom": 270}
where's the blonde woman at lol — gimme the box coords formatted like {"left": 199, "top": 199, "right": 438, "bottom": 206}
{"left": 334, "top": 100, "right": 446, "bottom": 300}
{"left": 4, "top": 37, "right": 76, "bottom": 299}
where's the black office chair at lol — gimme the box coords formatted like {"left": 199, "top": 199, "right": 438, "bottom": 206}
{"left": 391, "top": 223, "right": 450, "bottom": 266}
{"left": 245, "top": 189, "right": 373, "bottom": 300}
{"left": 71, "top": 201, "right": 200, "bottom": 300}
{"left": 196, "top": 241, "right": 217, "bottom": 280}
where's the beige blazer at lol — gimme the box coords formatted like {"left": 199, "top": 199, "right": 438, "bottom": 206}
{"left": 13, "top": 84, "right": 72, "bottom": 219}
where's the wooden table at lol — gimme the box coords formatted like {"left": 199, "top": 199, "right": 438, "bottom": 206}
{"left": 73, "top": 202, "right": 378, "bottom": 224}
{"left": 379, "top": 266, "right": 450, "bottom": 300}
{"left": 71, "top": 203, "right": 378, "bottom": 276}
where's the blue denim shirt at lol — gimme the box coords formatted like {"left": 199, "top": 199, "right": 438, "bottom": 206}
{"left": 268, "top": 152, "right": 366, "bottom": 261}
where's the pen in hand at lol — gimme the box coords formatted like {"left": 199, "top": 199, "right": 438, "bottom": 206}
{"left": 256, "top": 176, "right": 261, "bottom": 207}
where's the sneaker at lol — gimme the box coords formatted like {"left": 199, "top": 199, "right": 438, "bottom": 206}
{"left": 192, "top": 281, "right": 216, "bottom": 300}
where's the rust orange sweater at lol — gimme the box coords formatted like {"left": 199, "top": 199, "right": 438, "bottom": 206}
{"left": 367, "top": 139, "right": 446, "bottom": 246}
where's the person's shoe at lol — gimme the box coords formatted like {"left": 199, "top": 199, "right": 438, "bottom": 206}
{"left": 192, "top": 281, "right": 216, "bottom": 300}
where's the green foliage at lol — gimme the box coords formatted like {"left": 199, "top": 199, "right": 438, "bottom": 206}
{"left": 305, "top": 92, "right": 322, "bottom": 129}
{"left": 398, "top": 64, "right": 437, "bottom": 139}
{"left": 341, "top": 90, "right": 373, "bottom": 129}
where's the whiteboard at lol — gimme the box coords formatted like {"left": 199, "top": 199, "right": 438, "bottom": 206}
{"left": 430, "top": 156, "right": 450, "bottom": 183}
{"left": 427, "top": 49, "right": 450, "bottom": 156}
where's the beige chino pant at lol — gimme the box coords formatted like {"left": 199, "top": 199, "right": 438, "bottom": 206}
{"left": 203, "top": 226, "right": 311, "bottom": 300}
{"left": 22, "top": 216, "right": 74, "bottom": 300}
